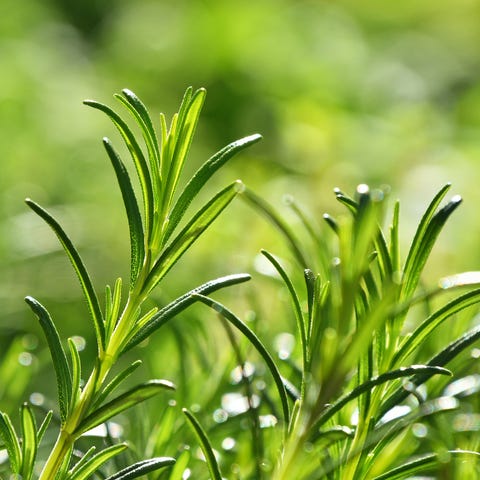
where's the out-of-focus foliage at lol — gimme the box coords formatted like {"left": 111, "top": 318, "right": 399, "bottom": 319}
{"left": 1, "top": 0, "right": 480, "bottom": 459}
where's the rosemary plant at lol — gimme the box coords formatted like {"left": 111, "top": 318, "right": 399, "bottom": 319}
{"left": 0, "top": 87, "right": 259, "bottom": 479}
{"left": 186, "top": 184, "right": 480, "bottom": 478}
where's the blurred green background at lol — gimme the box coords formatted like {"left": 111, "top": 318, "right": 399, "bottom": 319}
{"left": 1, "top": 0, "right": 480, "bottom": 446}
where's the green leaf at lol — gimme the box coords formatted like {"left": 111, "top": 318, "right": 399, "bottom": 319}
{"left": 68, "top": 338, "right": 82, "bottom": 413}
{"left": 116, "top": 89, "right": 161, "bottom": 192}
{"left": 379, "top": 324, "right": 480, "bottom": 418}
{"left": 24, "top": 296, "right": 72, "bottom": 423}
{"left": 162, "top": 88, "right": 206, "bottom": 212}
{"left": 123, "top": 273, "right": 251, "bottom": 352}
{"left": 92, "top": 360, "right": 143, "bottom": 410}
{"left": 75, "top": 380, "right": 175, "bottom": 436}
{"left": 261, "top": 250, "right": 307, "bottom": 369}
{"left": 25, "top": 200, "right": 105, "bottom": 351}
{"left": 242, "top": 187, "right": 308, "bottom": 268}
{"left": 105, "top": 278, "right": 123, "bottom": 340}
{"left": 20, "top": 403, "right": 37, "bottom": 480}
{"left": 163, "top": 133, "right": 262, "bottom": 245}
{"left": 194, "top": 294, "right": 290, "bottom": 427}
{"left": 401, "top": 184, "right": 460, "bottom": 300}
{"left": 105, "top": 457, "right": 176, "bottom": 480}
{"left": 393, "top": 288, "right": 480, "bottom": 366}
{"left": 103, "top": 138, "right": 145, "bottom": 286}
{"left": 144, "top": 181, "right": 243, "bottom": 294}
{"left": 315, "top": 365, "right": 451, "bottom": 429}
{"left": 84, "top": 99, "right": 154, "bottom": 241}
{"left": 373, "top": 450, "right": 480, "bottom": 480}
{"left": 183, "top": 408, "right": 223, "bottom": 480}
{"left": 68, "top": 443, "right": 128, "bottom": 480}
{"left": 37, "top": 410, "right": 53, "bottom": 444}
{"left": 0, "top": 411, "right": 21, "bottom": 473}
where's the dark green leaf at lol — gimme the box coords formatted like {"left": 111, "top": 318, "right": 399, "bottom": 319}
{"left": 123, "top": 273, "right": 251, "bottom": 352}
{"left": 75, "top": 380, "right": 175, "bottom": 436}
{"left": 194, "top": 294, "right": 290, "bottom": 426}
{"left": 163, "top": 133, "right": 262, "bottom": 245}
{"left": 25, "top": 200, "right": 105, "bottom": 350}
{"left": 315, "top": 365, "right": 451, "bottom": 429}
{"left": 24, "top": 296, "right": 72, "bottom": 423}
{"left": 84, "top": 99, "right": 154, "bottom": 241}
{"left": 183, "top": 408, "right": 223, "bottom": 480}
{"left": 103, "top": 139, "right": 145, "bottom": 286}
{"left": 105, "top": 457, "right": 176, "bottom": 480}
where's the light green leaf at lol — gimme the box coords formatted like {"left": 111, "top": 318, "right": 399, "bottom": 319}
{"left": 25, "top": 200, "right": 105, "bottom": 351}
{"left": 68, "top": 443, "right": 128, "bottom": 480}
{"left": 37, "top": 410, "right": 53, "bottom": 444}
{"left": 144, "top": 181, "right": 243, "bottom": 294}
{"left": 379, "top": 324, "right": 480, "bottom": 418}
{"left": 75, "top": 380, "right": 175, "bottom": 436}
{"left": 92, "top": 360, "right": 143, "bottom": 410}
{"left": 20, "top": 403, "right": 37, "bottom": 480}
{"left": 24, "top": 296, "right": 71, "bottom": 423}
{"left": 163, "top": 133, "right": 262, "bottom": 245}
{"left": 105, "top": 457, "right": 176, "bottom": 480}
{"left": 183, "top": 408, "right": 223, "bottom": 480}
{"left": 162, "top": 88, "right": 206, "bottom": 212}
{"left": 68, "top": 338, "right": 82, "bottom": 413}
{"left": 123, "top": 273, "right": 251, "bottom": 352}
{"left": 393, "top": 288, "right": 480, "bottom": 366}
{"left": 401, "top": 184, "right": 459, "bottom": 300}
{"left": 103, "top": 138, "right": 145, "bottom": 287}
{"left": 0, "top": 412, "right": 21, "bottom": 473}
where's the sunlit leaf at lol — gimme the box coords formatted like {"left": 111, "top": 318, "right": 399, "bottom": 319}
{"left": 105, "top": 457, "right": 176, "bottom": 480}
{"left": 24, "top": 296, "right": 72, "bottom": 423}
{"left": 25, "top": 200, "right": 105, "bottom": 351}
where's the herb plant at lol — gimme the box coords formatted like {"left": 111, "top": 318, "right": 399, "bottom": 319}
{"left": 0, "top": 87, "right": 259, "bottom": 479}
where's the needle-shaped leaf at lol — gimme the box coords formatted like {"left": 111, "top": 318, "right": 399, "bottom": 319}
{"left": 84, "top": 99, "right": 154, "bottom": 241}
{"left": 116, "top": 89, "right": 161, "bottom": 191}
{"left": 68, "top": 338, "right": 82, "bottom": 412}
{"left": 261, "top": 250, "right": 307, "bottom": 368}
{"left": 401, "top": 184, "right": 458, "bottom": 300}
{"left": 392, "top": 288, "right": 480, "bottom": 366}
{"left": 162, "top": 88, "right": 206, "bottom": 211}
{"left": 315, "top": 365, "right": 451, "bottom": 429}
{"left": 20, "top": 403, "right": 37, "bottom": 480}
{"left": 24, "top": 296, "right": 71, "bottom": 423}
{"left": 373, "top": 450, "right": 480, "bottom": 480}
{"left": 123, "top": 273, "right": 251, "bottom": 352}
{"left": 68, "top": 443, "right": 128, "bottom": 480}
{"left": 92, "top": 360, "right": 143, "bottom": 410}
{"left": 144, "top": 181, "right": 243, "bottom": 294}
{"left": 379, "top": 324, "right": 480, "bottom": 418}
{"left": 182, "top": 408, "right": 223, "bottom": 480}
{"left": 75, "top": 380, "right": 175, "bottom": 436}
{"left": 103, "top": 138, "right": 145, "bottom": 286}
{"left": 25, "top": 200, "right": 105, "bottom": 351}
{"left": 163, "top": 133, "right": 262, "bottom": 245}
{"left": 194, "top": 294, "right": 290, "bottom": 427}
{"left": 105, "top": 457, "right": 176, "bottom": 480}
{"left": 0, "top": 412, "right": 21, "bottom": 473}
{"left": 37, "top": 411, "right": 53, "bottom": 444}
